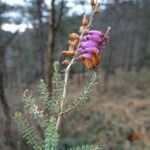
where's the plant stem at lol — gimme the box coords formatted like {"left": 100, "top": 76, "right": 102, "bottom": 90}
{"left": 60, "top": 20, "right": 94, "bottom": 113}
{"left": 56, "top": 4, "right": 104, "bottom": 130}
{"left": 60, "top": 57, "right": 75, "bottom": 112}
{"left": 56, "top": 23, "right": 92, "bottom": 131}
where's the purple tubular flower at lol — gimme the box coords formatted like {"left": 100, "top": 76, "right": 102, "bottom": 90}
{"left": 80, "top": 40, "right": 98, "bottom": 49}
{"left": 84, "top": 47, "right": 100, "bottom": 54}
{"left": 78, "top": 48, "right": 84, "bottom": 53}
{"left": 77, "top": 29, "right": 107, "bottom": 69}
{"left": 88, "top": 30, "right": 103, "bottom": 36}
{"left": 83, "top": 34, "right": 100, "bottom": 43}
{"left": 79, "top": 53, "right": 92, "bottom": 60}
{"left": 77, "top": 47, "right": 99, "bottom": 55}
{"left": 98, "top": 36, "right": 107, "bottom": 46}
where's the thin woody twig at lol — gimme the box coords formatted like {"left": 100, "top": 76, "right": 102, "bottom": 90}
{"left": 105, "top": 26, "right": 111, "bottom": 37}
{"left": 61, "top": 101, "right": 81, "bottom": 115}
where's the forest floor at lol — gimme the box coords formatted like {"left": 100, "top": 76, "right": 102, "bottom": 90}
{"left": 0, "top": 68, "right": 150, "bottom": 150}
{"left": 61, "top": 68, "right": 150, "bottom": 150}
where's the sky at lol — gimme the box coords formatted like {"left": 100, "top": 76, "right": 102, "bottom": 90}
{"left": 1, "top": 0, "right": 106, "bottom": 32}
{"left": 3, "top": 0, "right": 107, "bottom": 6}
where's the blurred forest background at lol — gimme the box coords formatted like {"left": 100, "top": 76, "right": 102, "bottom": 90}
{"left": 0, "top": 0, "right": 150, "bottom": 150}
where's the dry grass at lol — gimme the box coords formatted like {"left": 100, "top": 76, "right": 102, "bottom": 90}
{"left": 0, "top": 68, "right": 150, "bottom": 150}
{"left": 63, "top": 68, "right": 150, "bottom": 149}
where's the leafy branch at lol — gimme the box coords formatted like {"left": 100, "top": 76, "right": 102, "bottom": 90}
{"left": 14, "top": 112, "right": 44, "bottom": 150}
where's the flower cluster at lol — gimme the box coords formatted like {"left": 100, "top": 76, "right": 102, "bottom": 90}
{"left": 77, "top": 30, "right": 107, "bottom": 69}
{"left": 62, "top": 30, "right": 107, "bottom": 69}
{"left": 61, "top": 0, "right": 107, "bottom": 69}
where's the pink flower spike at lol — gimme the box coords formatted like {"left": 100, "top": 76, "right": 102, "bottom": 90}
{"left": 80, "top": 40, "right": 98, "bottom": 49}
{"left": 79, "top": 53, "right": 92, "bottom": 60}
{"left": 77, "top": 48, "right": 85, "bottom": 53}
{"left": 83, "top": 34, "right": 100, "bottom": 43}
{"left": 84, "top": 47, "right": 100, "bottom": 54}
{"left": 88, "top": 30, "right": 103, "bottom": 36}
{"left": 99, "top": 36, "right": 107, "bottom": 46}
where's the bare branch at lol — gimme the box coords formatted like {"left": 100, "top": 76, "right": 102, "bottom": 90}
{"left": 55, "top": 0, "right": 64, "bottom": 30}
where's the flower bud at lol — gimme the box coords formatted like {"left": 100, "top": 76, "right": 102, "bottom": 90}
{"left": 69, "top": 46, "right": 76, "bottom": 52}
{"left": 82, "top": 15, "right": 89, "bottom": 26}
{"left": 61, "top": 60, "right": 70, "bottom": 65}
{"left": 90, "top": 0, "right": 96, "bottom": 6}
{"left": 79, "top": 26, "right": 89, "bottom": 34}
{"left": 62, "top": 50, "right": 75, "bottom": 56}
{"left": 79, "top": 26, "right": 85, "bottom": 33}
{"left": 68, "top": 33, "right": 79, "bottom": 39}
{"left": 92, "top": 3, "right": 100, "bottom": 16}
{"left": 68, "top": 39, "right": 79, "bottom": 47}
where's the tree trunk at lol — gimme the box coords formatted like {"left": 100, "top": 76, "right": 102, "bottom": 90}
{"left": 0, "top": 49, "right": 12, "bottom": 141}
{"left": 37, "top": 0, "right": 45, "bottom": 79}
{"left": 0, "top": 31, "right": 17, "bottom": 142}
{"left": 47, "top": 0, "right": 64, "bottom": 92}
{"left": 47, "top": 0, "right": 56, "bottom": 93}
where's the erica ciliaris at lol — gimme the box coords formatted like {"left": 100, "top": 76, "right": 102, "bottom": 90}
{"left": 61, "top": 4, "right": 109, "bottom": 70}
{"left": 14, "top": 1, "right": 111, "bottom": 150}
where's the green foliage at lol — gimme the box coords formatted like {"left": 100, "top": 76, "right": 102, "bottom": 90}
{"left": 22, "top": 90, "right": 47, "bottom": 127}
{"left": 76, "top": 72, "right": 99, "bottom": 106}
{"left": 44, "top": 117, "right": 59, "bottom": 150}
{"left": 53, "top": 61, "right": 63, "bottom": 95}
{"left": 51, "top": 62, "right": 63, "bottom": 109}
{"left": 14, "top": 112, "right": 44, "bottom": 150}
{"left": 38, "top": 79, "right": 51, "bottom": 111}
{"left": 15, "top": 62, "right": 100, "bottom": 150}
{"left": 15, "top": 62, "right": 62, "bottom": 150}
{"left": 69, "top": 145, "right": 100, "bottom": 150}
{"left": 39, "top": 62, "right": 63, "bottom": 113}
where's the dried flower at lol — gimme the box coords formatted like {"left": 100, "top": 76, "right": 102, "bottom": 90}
{"left": 68, "top": 39, "right": 79, "bottom": 47}
{"left": 82, "top": 15, "right": 89, "bottom": 26}
{"left": 90, "top": 0, "right": 96, "bottom": 6}
{"left": 79, "top": 26, "right": 85, "bottom": 33}
{"left": 79, "top": 26, "right": 89, "bottom": 33}
{"left": 68, "top": 33, "right": 79, "bottom": 39}
{"left": 79, "top": 52, "right": 100, "bottom": 69}
{"left": 68, "top": 47, "right": 75, "bottom": 51}
{"left": 80, "top": 55, "right": 94, "bottom": 69}
{"left": 69, "top": 46, "right": 76, "bottom": 52}
{"left": 61, "top": 60, "right": 70, "bottom": 65}
{"left": 91, "top": 50, "right": 100, "bottom": 65}
{"left": 93, "top": 3, "right": 100, "bottom": 16}
{"left": 62, "top": 50, "right": 75, "bottom": 56}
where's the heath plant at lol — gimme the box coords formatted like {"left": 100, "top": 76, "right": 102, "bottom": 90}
{"left": 14, "top": 0, "right": 111, "bottom": 150}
